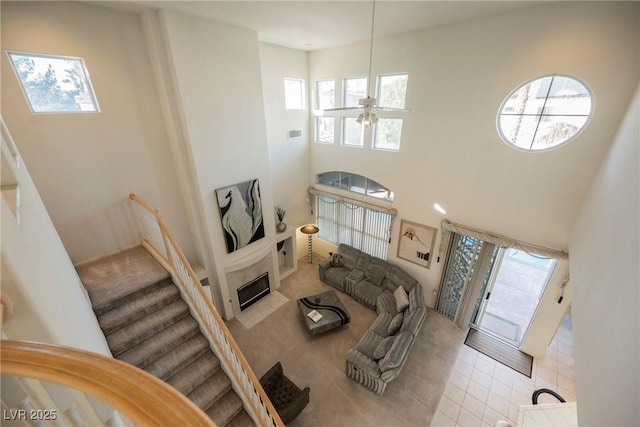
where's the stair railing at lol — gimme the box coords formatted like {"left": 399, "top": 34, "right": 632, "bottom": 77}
{"left": 0, "top": 340, "right": 216, "bottom": 426}
{"left": 128, "top": 193, "right": 283, "bottom": 427}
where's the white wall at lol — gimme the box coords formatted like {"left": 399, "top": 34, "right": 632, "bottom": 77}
{"left": 1, "top": 1, "right": 195, "bottom": 265}
{"left": 259, "top": 42, "right": 313, "bottom": 259}
{"left": 308, "top": 1, "right": 639, "bottom": 306}
{"left": 1, "top": 126, "right": 110, "bottom": 355}
{"left": 157, "top": 10, "right": 276, "bottom": 318}
{"left": 569, "top": 86, "right": 639, "bottom": 426}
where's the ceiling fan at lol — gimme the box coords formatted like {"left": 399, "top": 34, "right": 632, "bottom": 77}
{"left": 323, "top": 0, "right": 411, "bottom": 126}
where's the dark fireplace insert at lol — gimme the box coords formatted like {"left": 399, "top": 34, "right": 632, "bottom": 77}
{"left": 237, "top": 272, "right": 270, "bottom": 311}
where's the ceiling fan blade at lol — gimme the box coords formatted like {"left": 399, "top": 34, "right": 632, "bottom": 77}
{"left": 375, "top": 107, "right": 414, "bottom": 113}
{"left": 323, "top": 107, "right": 361, "bottom": 112}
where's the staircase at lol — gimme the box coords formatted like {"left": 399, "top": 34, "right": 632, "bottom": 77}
{"left": 77, "top": 246, "right": 254, "bottom": 427}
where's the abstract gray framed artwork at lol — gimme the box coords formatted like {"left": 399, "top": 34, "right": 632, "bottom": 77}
{"left": 215, "top": 179, "right": 265, "bottom": 253}
{"left": 397, "top": 219, "right": 437, "bottom": 269}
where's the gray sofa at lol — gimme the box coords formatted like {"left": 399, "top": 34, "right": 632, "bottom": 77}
{"left": 319, "top": 244, "right": 427, "bottom": 395}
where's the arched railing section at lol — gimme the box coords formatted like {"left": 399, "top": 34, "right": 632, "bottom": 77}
{"left": 0, "top": 340, "right": 216, "bottom": 426}
{"left": 128, "top": 193, "right": 283, "bottom": 427}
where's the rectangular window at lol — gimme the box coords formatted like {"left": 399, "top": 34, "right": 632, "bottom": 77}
{"left": 373, "top": 118, "right": 403, "bottom": 151}
{"left": 284, "top": 78, "right": 304, "bottom": 110}
{"left": 316, "top": 117, "right": 335, "bottom": 143}
{"left": 316, "top": 194, "right": 392, "bottom": 259}
{"left": 315, "top": 80, "right": 335, "bottom": 143}
{"left": 343, "top": 77, "right": 367, "bottom": 108}
{"left": 8, "top": 51, "right": 99, "bottom": 113}
{"left": 342, "top": 117, "right": 363, "bottom": 147}
{"left": 377, "top": 73, "right": 408, "bottom": 109}
{"left": 315, "top": 80, "right": 335, "bottom": 110}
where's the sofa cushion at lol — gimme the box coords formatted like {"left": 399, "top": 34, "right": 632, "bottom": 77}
{"left": 389, "top": 266, "right": 418, "bottom": 292}
{"left": 376, "top": 290, "right": 398, "bottom": 316}
{"left": 393, "top": 285, "right": 410, "bottom": 312}
{"left": 387, "top": 312, "right": 404, "bottom": 336}
{"left": 355, "top": 252, "right": 372, "bottom": 271}
{"left": 370, "top": 311, "right": 393, "bottom": 336}
{"left": 373, "top": 336, "right": 395, "bottom": 360}
{"left": 400, "top": 307, "right": 426, "bottom": 336}
{"left": 330, "top": 253, "right": 345, "bottom": 267}
{"left": 324, "top": 266, "right": 351, "bottom": 292}
{"left": 365, "top": 257, "right": 391, "bottom": 287}
{"left": 354, "top": 280, "right": 385, "bottom": 310}
{"left": 408, "top": 283, "right": 425, "bottom": 312}
{"left": 337, "top": 244, "right": 361, "bottom": 269}
{"left": 378, "top": 331, "right": 413, "bottom": 372}
{"left": 355, "top": 330, "right": 385, "bottom": 358}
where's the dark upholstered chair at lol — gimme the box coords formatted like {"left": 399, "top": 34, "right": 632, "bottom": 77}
{"left": 259, "top": 362, "right": 309, "bottom": 424}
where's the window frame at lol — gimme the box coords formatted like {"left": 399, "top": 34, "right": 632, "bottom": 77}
{"left": 314, "top": 79, "right": 336, "bottom": 144}
{"left": 7, "top": 50, "right": 100, "bottom": 114}
{"left": 496, "top": 73, "right": 594, "bottom": 152}
{"left": 284, "top": 77, "right": 305, "bottom": 110}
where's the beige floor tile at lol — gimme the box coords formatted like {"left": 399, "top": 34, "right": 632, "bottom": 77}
{"left": 457, "top": 407, "right": 483, "bottom": 427}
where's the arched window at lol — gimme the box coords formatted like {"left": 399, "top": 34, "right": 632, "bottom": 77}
{"left": 312, "top": 172, "right": 396, "bottom": 259}
{"left": 316, "top": 171, "right": 394, "bottom": 202}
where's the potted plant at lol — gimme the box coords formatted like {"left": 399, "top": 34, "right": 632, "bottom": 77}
{"left": 275, "top": 205, "right": 287, "bottom": 232}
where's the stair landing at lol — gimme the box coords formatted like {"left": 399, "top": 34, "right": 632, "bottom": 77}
{"left": 76, "top": 246, "right": 170, "bottom": 310}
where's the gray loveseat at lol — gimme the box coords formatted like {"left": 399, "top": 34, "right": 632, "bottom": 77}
{"left": 319, "top": 244, "right": 427, "bottom": 395}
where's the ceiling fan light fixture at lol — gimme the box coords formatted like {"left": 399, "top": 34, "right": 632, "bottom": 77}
{"left": 357, "top": 111, "right": 378, "bottom": 126}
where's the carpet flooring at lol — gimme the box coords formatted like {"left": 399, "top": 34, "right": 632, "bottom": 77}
{"left": 464, "top": 327, "right": 533, "bottom": 378}
{"left": 227, "top": 257, "right": 466, "bottom": 427}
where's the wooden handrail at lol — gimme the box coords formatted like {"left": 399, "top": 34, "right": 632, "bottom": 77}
{"left": 0, "top": 340, "right": 216, "bottom": 426}
{"left": 128, "top": 193, "right": 284, "bottom": 427}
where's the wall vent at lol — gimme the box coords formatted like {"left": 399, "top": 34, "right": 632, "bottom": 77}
{"left": 287, "top": 129, "right": 302, "bottom": 139}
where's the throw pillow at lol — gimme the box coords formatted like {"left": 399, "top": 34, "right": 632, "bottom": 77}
{"left": 373, "top": 336, "right": 395, "bottom": 360}
{"left": 394, "top": 285, "right": 410, "bottom": 312}
{"left": 387, "top": 312, "right": 404, "bottom": 336}
{"left": 330, "top": 253, "right": 344, "bottom": 267}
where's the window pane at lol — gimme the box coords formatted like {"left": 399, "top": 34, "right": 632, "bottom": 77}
{"left": 531, "top": 116, "right": 589, "bottom": 150}
{"left": 374, "top": 119, "right": 403, "bottom": 151}
{"left": 8, "top": 52, "right": 99, "bottom": 113}
{"left": 501, "top": 76, "right": 551, "bottom": 116}
{"left": 317, "top": 171, "right": 341, "bottom": 188}
{"left": 499, "top": 115, "right": 539, "bottom": 150}
{"left": 343, "top": 118, "right": 363, "bottom": 147}
{"left": 344, "top": 77, "right": 367, "bottom": 107}
{"left": 543, "top": 76, "right": 592, "bottom": 116}
{"left": 284, "top": 78, "right": 304, "bottom": 109}
{"left": 315, "top": 80, "right": 335, "bottom": 110}
{"left": 316, "top": 117, "right": 335, "bottom": 143}
{"left": 377, "top": 74, "right": 408, "bottom": 109}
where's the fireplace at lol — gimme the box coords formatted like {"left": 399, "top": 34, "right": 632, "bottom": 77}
{"left": 237, "top": 272, "right": 270, "bottom": 311}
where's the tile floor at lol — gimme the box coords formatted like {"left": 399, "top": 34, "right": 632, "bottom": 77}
{"left": 431, "top": 314, "right": 576, "bottom": 427}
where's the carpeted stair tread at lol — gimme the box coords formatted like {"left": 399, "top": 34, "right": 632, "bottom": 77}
{"left": 168, "top": 352, "right": 221, "bottom": 396}
{"left": 77, "top": 246, "right": 170, "bottom": 311}
{"left": 206, "top": 390, "right": 244, "bottom": 427}
{"left": 98, "top": 281, "right": 181, "bottom": 334}
{"left": 116, "top": 316, "right": 200, "bottom": 368}
{"left": 226, "top": 409, "right": 255, "bottom": 427}
{"left": 145, "top": 334, "right": 211, "bottom": 381}
{"left": 107, "top": 299, "right": 190, "bottom": 356}
{"left": 188, "top": 369, "right": 233, "bottom": 411}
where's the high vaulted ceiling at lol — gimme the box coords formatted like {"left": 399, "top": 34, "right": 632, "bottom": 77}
{"left": 97, "top": 1, "right": 543, "bottom": 51}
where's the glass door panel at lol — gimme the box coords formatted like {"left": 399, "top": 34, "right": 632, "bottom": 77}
{"left": 475, "top": 248, "right": 557, "bottom": 345}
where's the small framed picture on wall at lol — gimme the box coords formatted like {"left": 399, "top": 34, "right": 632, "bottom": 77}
{"left": 397, "top": 219, "right": 438, "bottom": 269}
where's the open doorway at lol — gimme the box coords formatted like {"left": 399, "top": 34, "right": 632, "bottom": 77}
{"left": 472, "top": 248, "right": 557, "bottom": 346}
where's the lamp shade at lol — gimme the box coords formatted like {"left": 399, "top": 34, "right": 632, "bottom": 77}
{"left": 300, "top": 224, "right": 319, "bottom": 235}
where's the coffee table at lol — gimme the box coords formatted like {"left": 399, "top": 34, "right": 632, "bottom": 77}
{"left": 297, "top": 290, "right": 350, "bottom": 336}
